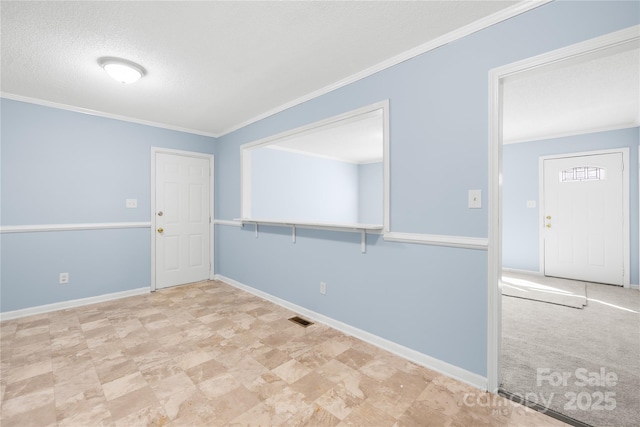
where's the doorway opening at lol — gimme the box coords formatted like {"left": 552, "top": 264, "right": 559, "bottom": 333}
{"left": 488, "top": 26, "right": 639, "bottom": 426}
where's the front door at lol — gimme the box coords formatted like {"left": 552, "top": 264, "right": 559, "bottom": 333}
{"left": 154, "top": 152, "right": 211, "bottom": 289}
{"left": 543, "top": 152, "right": 624, "bottom": 285}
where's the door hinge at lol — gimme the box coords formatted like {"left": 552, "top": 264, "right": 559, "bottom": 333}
{"left": 209, "top": 216, "right": 212, "bottom": 224}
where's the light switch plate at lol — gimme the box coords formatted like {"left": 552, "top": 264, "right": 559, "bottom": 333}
{"left": 468, "top": 190, "right": 482, "bottom": 209}
{"left": 126, "top": 199, "right": 138, "bottom": 209}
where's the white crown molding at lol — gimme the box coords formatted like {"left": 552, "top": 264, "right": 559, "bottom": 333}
{"left": 0, "top": 222, "right": 151, "bottom": 233}
{"left": 0, "top": 287, "right": 149, "bottom": 321}
{"left": 504, "top": 121, "right": 640, "bottom": 145}
{"left": 491, "top": 25, "right": 640, "bottom": 81}
{"left": 218, "top": 0, "right": 552, "bottom": 137}
{"left": 215, "top": 274, "right": 488, "bottom": 390}
{"left": 0, "top": 92, "right": 219, "bottom": 138}
{"left": 384, "top": 231, "right": 489, "bottom": 250}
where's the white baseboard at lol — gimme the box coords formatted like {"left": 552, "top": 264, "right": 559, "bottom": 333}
{"left": 501, "top": 267, "right": 543, "bottom": 276}
{"left": 214, "top": 274, "right": 488, "bottom": 391}
{"left": 0, "top": 287, "right": 149, "bottom": 321}
{"left": 503, "top": 269, "right": 639, "bottom": 289}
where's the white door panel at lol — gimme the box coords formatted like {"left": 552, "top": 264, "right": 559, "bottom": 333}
{"left": 543, "top": 152, "right": 623, "bottom": 285}
{"left": 155, "top": 153, "right": 211, "bottom": 289}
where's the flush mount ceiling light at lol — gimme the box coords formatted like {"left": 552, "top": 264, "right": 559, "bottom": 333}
{"left": 98, "top": 57, "right": 146, "bottom": 84}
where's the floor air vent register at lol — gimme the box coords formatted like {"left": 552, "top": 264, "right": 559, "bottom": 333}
{"left": 288, "top": 316, "right": 314, "bottom": 327}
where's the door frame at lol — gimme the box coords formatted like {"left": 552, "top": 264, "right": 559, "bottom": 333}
{"left": 150, "top": 147, "right": 215, "bottom": 292}
{"left": 487, "top": 25, "right": 639, "bottom": 392}
{"left": 538, "top": 149, "right": 630, "bottom": 287}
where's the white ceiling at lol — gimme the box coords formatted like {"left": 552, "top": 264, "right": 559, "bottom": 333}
{"left": 1, "top": 0, "right": 520, "bottom": 137}
{"left": 268, "top": 109, "right": 384, "bottom": 164}
{"left": 2, "top": 1, "right": 636, "bottom": 143}
{"left": 503, "top": 41, "right": 640, "bottom": 144}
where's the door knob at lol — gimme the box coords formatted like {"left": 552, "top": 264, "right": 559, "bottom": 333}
{"left": 545, "top": 224, "right": 551, "bottom": 228}
{"left": 546, "top": 215, "right": 551, "bottom": 220}
{"left": 157, "top": 211, "right": 164, "bottom": 217}
{"left": 157, "top": 227, "right": 164, "bottom": 233}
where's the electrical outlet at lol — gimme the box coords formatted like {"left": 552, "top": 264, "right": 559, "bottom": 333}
{"left": 59, "top": 272, "right": 69, "bottom": 284}
{"left": 320, "top": 282, "right": 327, "bottom": 295}
{"left": 126, "top": 199, "right": 138, "bottom": 208}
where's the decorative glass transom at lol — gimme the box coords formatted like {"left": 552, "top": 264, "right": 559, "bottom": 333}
{"left": 560, "top": 166, "right": 605, "bottom": 182}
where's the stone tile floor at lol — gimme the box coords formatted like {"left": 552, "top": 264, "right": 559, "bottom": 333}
{"left": 0, "top": 280, "right": 567, "bottom": 426}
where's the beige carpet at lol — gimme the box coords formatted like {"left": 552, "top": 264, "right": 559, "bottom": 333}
{"left": 502, "top": 272, "right": 587, "bottom": 309}
{"left": 501, "top": 273, "right": 640, "bottom": 427}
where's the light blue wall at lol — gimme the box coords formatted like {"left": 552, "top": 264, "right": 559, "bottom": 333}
{"left": 358, "top": 162, "right": 383, "bottom": 224}
{"left": 215, "top": 1, "right": 639, "bottom": 376}
{"left": 251, "top": 147, "right": 359, "bottom": 223}
{"left": 503, "top": 127, "right": 639, "bottom": 284}
{"left": 0, "top": 98, "right": 216, "bottom": 312}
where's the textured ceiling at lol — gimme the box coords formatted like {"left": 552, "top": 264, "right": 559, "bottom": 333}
{"left": 269, "top": 109, "right": 384, "bottom": 164}
{"left": 503, "top": 41, "right": 640, "bottom": 144}
{"left": 1, "top": 0, "right": 520, "bottom": 137}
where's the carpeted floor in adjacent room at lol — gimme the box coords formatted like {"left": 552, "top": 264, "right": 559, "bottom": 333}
{"left": 502, "top": 273, "right": 640, "bottom": 427}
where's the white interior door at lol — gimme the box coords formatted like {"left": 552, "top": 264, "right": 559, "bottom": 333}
{"left": 155, "top": 152, "right": 211, "bottom": 289}
{"left": 543, "top": 152, "right": 624, "bottom": 285}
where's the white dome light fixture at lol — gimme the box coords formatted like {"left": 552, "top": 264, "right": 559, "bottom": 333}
{"left": 98, "top": 57, "right": 146, "bottom": 84}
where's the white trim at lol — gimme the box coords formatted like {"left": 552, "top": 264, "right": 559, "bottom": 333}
{"left": 384, "top": 232, "right": 488, "bottom": 250}
{"left": 504, "top": 122, "right": 640, "bottom": 145}
{"left": 538, "top": 148, "right": 631, "bottom": 288}
{"left": 383, "top": 101, "right": 391, "bottom": 234}
{"left": 266, "top": 144, "right": 381, "bottom": 166}
{"left": 150, "top": 148, "right": 215, "bottom": 292}
{"left": 492, "top": 26, "right": 639, "bottom": 81}
{"left": 0, "top": 93, "right": 218, "bottom": 138}
{"left": 487, "top": 66, "right": 503, "bottom": 393}
{"left": 501, "top": 267, "right": 544, "bottom": 276}
{"left": 235, "top": 218, "right": 381, "bottom": 254}
{"left": 240, "top": 100, "right": 389, "bottom": 152}
{"left": 487, "top": 24, "right": 640, "bottom": 394}
{"left": 0, "top": 222, "right": 150, "bottom": 233}
{"left": 215, "top": 274, "right": 487, "bottom": 390}
{"left": 214, "top": 219, "right": 243, "bottom": 227}
{"left": 0, "top": 287, "right": 149, "bottom": 321}
{"left": 235, "top": 218, "right": 383, "bottom": 233}
{"left": 218, "top": 1, "right": 551, "bottom": 137}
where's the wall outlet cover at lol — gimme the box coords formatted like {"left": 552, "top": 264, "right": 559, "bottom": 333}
{"left": 468, "top": 190, "right": 482, "bottom": 209}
